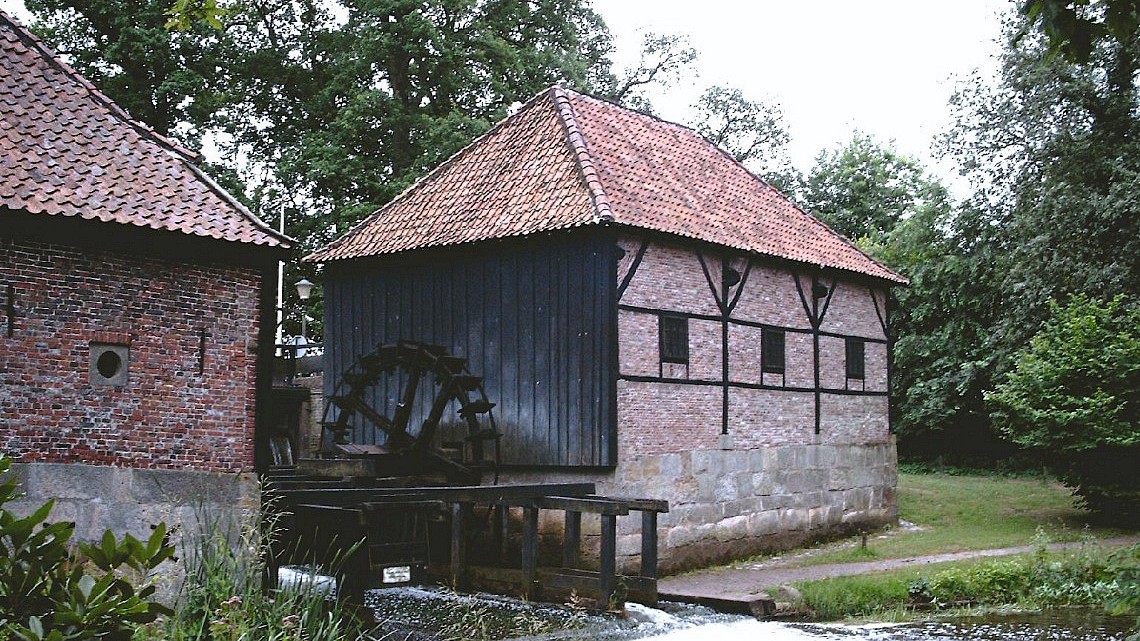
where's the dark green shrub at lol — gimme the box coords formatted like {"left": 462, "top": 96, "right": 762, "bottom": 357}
{"left": 987, "top": 295, "right": 1140, "bottom": 522}
{"left": 0, "top": 456, "right": 175, "bottom": 640}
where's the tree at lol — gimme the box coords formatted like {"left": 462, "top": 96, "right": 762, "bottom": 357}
{"left": 944, "top": 10, "right": 1140, "bottom": 363}
{"left": 876, "top": 203, "right": 1012, "bottom": 462}
{"left": 987, "top": 295, "right": 1140, "bottom": 521}
{"left": 25, "top": 0, "right": 222, "bottom": 143}
{"left": 689, "top": 85, "right": 797, "bottom": 190}
{"left": 596, "top": 32, "right": 696, "bottom": 114}
{"left": 802, "top": 134, "right": 949, "bottom": 243}
{"left": 805, "top": 138, "right": 1009, "bottom": 462}
{"left": 1019, "top": 0, "right": 1140, "bottom": 62}
{"left": 27, "top": 0, "right": 624, "bottom": 338}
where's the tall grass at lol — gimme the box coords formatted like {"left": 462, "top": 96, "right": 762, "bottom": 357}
{"left": 135, "top": 500, "right": 366, "bottom": 641}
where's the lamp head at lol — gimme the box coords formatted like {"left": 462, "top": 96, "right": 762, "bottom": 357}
{"left": 294, "top": 278, "right": 315, "bottom": 301}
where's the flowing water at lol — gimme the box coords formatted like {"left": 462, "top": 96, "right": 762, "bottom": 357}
{"left": 357, "top": 584, "right": 1137, "bottom": 641}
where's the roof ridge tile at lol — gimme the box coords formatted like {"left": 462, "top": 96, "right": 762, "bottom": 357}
{"left": 549, "top": 86, "right": 614, "bottom": 224}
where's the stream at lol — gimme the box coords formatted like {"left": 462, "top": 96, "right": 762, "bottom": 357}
{"left": 357, "top": 584, "right": 1137, "bottom": 641}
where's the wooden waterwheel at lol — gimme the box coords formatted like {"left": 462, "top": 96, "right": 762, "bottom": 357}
{"left": 321, "top": 340, "right": 500, "bottom": 483}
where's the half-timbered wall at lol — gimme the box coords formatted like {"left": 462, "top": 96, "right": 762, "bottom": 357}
{"left": 322, "top": 234, "right": 618, "bottom": 467}
{"left": 615, "top": 235, "right": 890, "bottom": 458}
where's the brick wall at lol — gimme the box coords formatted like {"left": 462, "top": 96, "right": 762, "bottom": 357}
{"left": 0, "top": 237, "right": 263, "bottom": 472}
{"left": 616, "top": 235, "right": 891, "bottom": 458}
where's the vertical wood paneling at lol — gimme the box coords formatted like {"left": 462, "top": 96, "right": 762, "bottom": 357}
{"left": 323, "top": 234, "right": 616, "bottom": 467}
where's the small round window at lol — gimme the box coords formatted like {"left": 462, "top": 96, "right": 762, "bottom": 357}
{"left": 90, "top": 343, "right": 129, "bottom": 386}
{"left": 96, "top": 350, "right": 123, "bottom": 379}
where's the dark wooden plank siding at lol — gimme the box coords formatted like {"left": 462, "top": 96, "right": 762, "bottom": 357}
{"left": 323, "top": 233, "right": 618, "bottom": 467}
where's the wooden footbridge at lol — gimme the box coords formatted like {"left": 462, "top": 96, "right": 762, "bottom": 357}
{"left": 266, "top": 469, "right": 668, "bottom": 610}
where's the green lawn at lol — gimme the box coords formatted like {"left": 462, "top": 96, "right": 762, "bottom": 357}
{"left": 755, "top": 471, "right": 1130, "bottom": 567}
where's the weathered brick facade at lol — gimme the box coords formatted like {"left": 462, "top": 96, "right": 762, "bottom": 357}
{"left": 616, "top": 234, "right": 890, "bottom": 457}
{"left": 0, "top": 236, "right": 264, "bottom": 472}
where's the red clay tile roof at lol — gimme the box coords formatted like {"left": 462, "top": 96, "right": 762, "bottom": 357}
{"left": 307, "top": 86, "right": 905, "bottom": 284}
{"left": 0, "top": 11, "right": 290, "bottom": 249}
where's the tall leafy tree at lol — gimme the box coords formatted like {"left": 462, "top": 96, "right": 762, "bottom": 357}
{"left": 25, "top": 0, "right": 222, "bottom": 143}
{"left": 803, "top": 138, "right": 1007, "bottom": 460}
{"left": 802, "top": 134, "right": 949, "bottom": 242}
{"left": 1019, "top": 0, "right": 1140, "bottom": 61}
{"left": 874, "top": 203, "right": 1010, "bottom": 461}
{"left": 595, "top": 32, "right": 696, "bottom": 114}
{"left": 944, "top": 12, "right": 1140, "bottom": 363}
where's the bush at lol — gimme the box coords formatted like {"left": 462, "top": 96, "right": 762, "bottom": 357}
{"left": 987, "top": 294, "right": 1140, "bottom": 522}
{"left": 0, "top": 456, "right": 174, "bottom": 641}
{"left": 929, "top": 559, "right": 1033, "bottom": 605}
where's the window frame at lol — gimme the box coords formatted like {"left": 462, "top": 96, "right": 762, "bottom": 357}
{"left": 846, "top": 337, "right": 866, "bottom": 380}
{"left": 658, "top": 314, "right": 689, "bottom": 365}
{"left": 761, "top": 327, "right": 786, "bottom": 374}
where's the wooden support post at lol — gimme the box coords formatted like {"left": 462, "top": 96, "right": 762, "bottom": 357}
{"left": 521, "top": 506, "right": 539, "bottom": 598}
{"left": 493, "top": 504, "right": 509, "bottom": 563}
{"left": 450, "top": 502, "right": 467, "bottom": 587}
{"left": 640, "top": 510, "right": 658, "bottom": 579}
{"left": 563, "top": 510, "right": 582, "bottom": 568}
{"left": 599, "top": 514, "right": 617, "bottom": 610}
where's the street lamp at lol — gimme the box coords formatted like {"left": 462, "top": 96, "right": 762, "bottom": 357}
{"left": 294, "top": 278, "right": 314, "bottom": 341}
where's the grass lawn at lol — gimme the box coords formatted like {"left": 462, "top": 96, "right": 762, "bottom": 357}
{"left": 754, "top": 471, "right": 1132, "bottom": 567}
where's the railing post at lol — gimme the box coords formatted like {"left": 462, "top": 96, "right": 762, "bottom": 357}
{"left": 599, "top": 514, "right": 617, "bottom": 610}
{"left": 563, "top": 510, "right": 582, "bottom": 568}
{"left": 521, "top": 505, "right": 539, "bottom": 598}
{"left": 640, "top": 510, "right": 658, "bottom": 579}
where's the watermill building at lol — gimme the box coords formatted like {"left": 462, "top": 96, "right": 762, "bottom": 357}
{"left": 308, "top": 86, "right": 906, "bottom": 572}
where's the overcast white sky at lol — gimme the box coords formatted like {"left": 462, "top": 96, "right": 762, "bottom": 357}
{"left": 591, "top": 0, "right": 1013, "bottom": 189}
{"left": 1, "top": 0, "right": 1013, "bottom": 189}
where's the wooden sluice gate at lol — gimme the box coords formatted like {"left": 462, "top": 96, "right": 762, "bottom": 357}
{"left": 266, "top": 475, "right": 669, "bottom": 610}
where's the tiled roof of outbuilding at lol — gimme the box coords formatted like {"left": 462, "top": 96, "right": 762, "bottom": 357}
{"left": 309, "top": 86, "right": 904, "bottom": 284}
{"left": 0, "top": 11, "right": 290, "bottom": 249}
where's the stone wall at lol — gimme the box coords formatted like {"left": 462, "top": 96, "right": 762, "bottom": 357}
{"left": 500, "top": 439, "right": 897, "bottom": 573}
{"left": 3, "top": 461, "right": 259, "bottom": 599}
{"left": 0, "top": 237, "right": 263, "bottom": 472}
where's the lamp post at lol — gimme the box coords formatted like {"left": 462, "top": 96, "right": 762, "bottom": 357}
{"left": 294, "top": 278, "right": 314, "bottom": 342}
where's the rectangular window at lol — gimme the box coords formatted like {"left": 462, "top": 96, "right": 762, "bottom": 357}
{"left": 846, "top": 337, "right": 865, "bottom": 380}
{"left": 761, "top": 327, "right": 785, "bottom": 373}
{"left": 659, "top": 315, "right": 689, "bottom": 364}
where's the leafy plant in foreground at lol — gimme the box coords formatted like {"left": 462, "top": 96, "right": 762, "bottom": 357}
{"left": 0, "top": 455, "right": 175, "bottom": 641}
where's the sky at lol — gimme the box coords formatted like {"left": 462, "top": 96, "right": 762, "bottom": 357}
{"left": 0, "top": 0, "right": 1014, "bottom": 190}
{"left": 591, "top": 0, "right": 1013, "bottom": 190}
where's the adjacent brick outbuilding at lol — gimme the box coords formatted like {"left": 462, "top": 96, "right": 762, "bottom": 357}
{"left": 0, "top": 10, "right": 291, "bottom": 543}
{"left": 308, "top": 86, "right": 906, "bottom": 571}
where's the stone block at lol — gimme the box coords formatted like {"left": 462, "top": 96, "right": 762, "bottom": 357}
{"left": 658, "top": 453, "right": 683, "bottom": 479}
{"left": 751, "top": 472, "right": 772, "bottom": 495}
{"left": 715, "top": 475, "right": 739, "bottom": 502}
{"left": 692, "top": 449, "right": 716, "bottom": 475}
{"left": 748, "top": 510, "right": 780, "bottom": 536}
{"left": 716, "top": 515, "right": 749, "bottom": 542}
{"left": 27, "top": 462, "right": 111, "bottom": 500}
